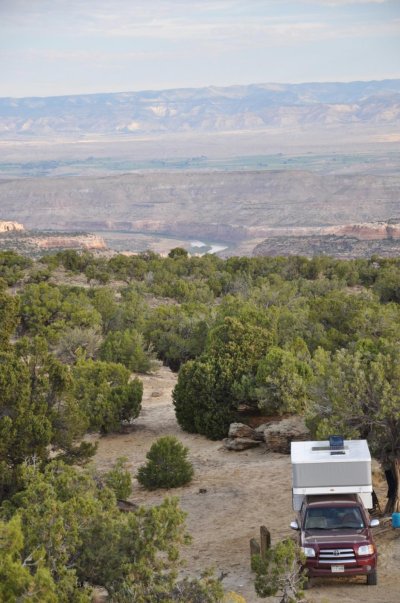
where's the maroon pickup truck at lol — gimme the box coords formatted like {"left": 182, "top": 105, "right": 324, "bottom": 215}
{"left": 290, "top": 494, "right": 379, "bottom": 586}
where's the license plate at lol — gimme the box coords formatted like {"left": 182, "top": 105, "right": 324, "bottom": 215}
{"left": 331, "top": 565, "right": 345, "bottom": 573}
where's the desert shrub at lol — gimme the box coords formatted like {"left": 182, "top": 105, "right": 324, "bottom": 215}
{"left": 253, "top": 538, "right": 306, "bottom": 602}
{"left": 373, "top": 264, "right": 400, "bottom": 302}
{"left": 0, "top": 251, "right": 32, "bottom": 285}
{"left": 27, "top": 268, "right": 52, "bottom": 283}
{"left": 137, "top": 436, "right": 194, "bottom": 490}
{"left": 255, "top": 347, "right": 312, "bottom": 415}
{"left": 3, "top": 461, "right": 190, "bottom": 602}
{"left": 168, "top": 247, "right": 189, "bottom": 259}
{"left": 0, "top": 290, "right": 20, "bottom": 348}
{"left": 104, "top": 456, "right": 132, "bottom": 500}
{"left": 171, "top": 570, "right": 224, "bottom": 601}
{"left": 145, "top": 304, "right": 210, "bottom": 371}
{"left": 19, "top": 283, "right": 101, "bottom": 342}
{"left": 173, "top": 358, "right": 235, "bottom": 439}
{"left": 55, "top": 249, "right": 93, "bottom": 273}
{"left": 100, "top": 328, "right": 153, "bottom": 373}
{"left": 72, "top": 359, "right": 143, "bottom": 433}
{"left": 173, "top": 317, "right": 273, "bottom": 440}
{"left": 56, "top": 326, "right": 103, "bottom": 363}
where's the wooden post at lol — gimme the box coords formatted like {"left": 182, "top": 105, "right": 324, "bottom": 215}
{"left": 250, "top": 537, "right": 260, "bottom": 556}
{"left": 250, "top": 538, "right": 260, "bottom": 570}
{"left": 260, "top": 525, "right": 271, "bottom": 559}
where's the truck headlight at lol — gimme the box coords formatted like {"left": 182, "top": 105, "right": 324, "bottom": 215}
{"left": 301, "top": 546, "right": 316, "bottom": 558}
{"left": 358, "top": 544, "right": 374, "bottom": 556}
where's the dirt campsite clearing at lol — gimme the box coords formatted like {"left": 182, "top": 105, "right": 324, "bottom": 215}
{"left": 91, "top": 366, "right": 400, "bottom": 603}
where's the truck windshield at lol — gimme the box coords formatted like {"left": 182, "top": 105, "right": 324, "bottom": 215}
{"left": 304, "top": 506, "right": 365, "bottom": 530}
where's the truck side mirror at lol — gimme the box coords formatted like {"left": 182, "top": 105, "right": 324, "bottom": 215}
{"left": 369, "top": 518, "right": 380, "bottom": 527}
{"left": 290, "top": 520, "right": 299, "bottom": 530}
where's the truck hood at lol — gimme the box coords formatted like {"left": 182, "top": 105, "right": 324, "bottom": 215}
{"left": 303, "top": 529, "right": 370, "bottom": 546}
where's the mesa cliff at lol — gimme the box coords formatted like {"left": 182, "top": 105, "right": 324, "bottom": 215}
{"left": 252, "top": 222, "right": 400, "bottom": 259}
{"left": 0, "top": 229, "right": 107, "bottom": 257}
{"left": 60, "top": 219, "right": 400, "bottom": 244}
{"left": 1, "top": 170, "right": 399, "bottom": 236}
{"left": 35, "top": 234, "right": 106, "bottom": 250}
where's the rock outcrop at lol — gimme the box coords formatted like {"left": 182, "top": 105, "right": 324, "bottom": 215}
{"left": 252, "top": 232, "right": 400, "bottom": 260}
{"left": 223, "top": 437, "right": 262, "bottom": 451}
{"left": 263, "top": 417, "right": 310, "bottom": 454}
{"left": 228, "top": 423, "right": 258, "bottom": 440}
{"left": 0, "top": 220, "right": 24, "bottom": 232}
{"left": 252, "top": 221, "right": 400, "bottom": 243}
{"left": 326, "top": 221, "right": 400, "bottom": 240}
{"left": 224, "top": 417, "right": 310, "bottom": 453}
{"left": 223, "top": 422, "right": 263, "bottom": 450}
{"left": 36, "top": 234, "right": 106, "bottom": 250}
{"left": 0, "top": 230, "right": 108, "bottom": 257}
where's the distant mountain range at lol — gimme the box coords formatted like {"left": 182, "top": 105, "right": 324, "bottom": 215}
{"left": 1, "top": 80, "right": 400, "bottom": 138}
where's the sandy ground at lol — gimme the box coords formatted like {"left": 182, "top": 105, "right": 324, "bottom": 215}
{"left": 92, "top": 366, "right": 400, "bottom": 603}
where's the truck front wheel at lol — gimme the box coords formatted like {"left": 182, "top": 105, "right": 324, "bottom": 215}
{"left": 366, "top": 569, "right": 377, "bottom": 585}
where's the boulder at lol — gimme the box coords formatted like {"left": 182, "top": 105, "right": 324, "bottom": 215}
{"left": 254, "top": 423, "right": 269, "bottom": 440}
{"left": 223, "top": 437, "right": 262, "bottom": 451}
{"left": 263, "top": 416, "right": 310, "bottom": 454}
{"left": 228, "top": 422, "right": 257, "bottom": 439}
{"left": 117, "top": 499, "right": 139, "bottom": 512}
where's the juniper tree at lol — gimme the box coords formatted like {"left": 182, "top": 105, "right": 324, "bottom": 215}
{"left": 137, "top": 436, "right": 194, "bottom": 490}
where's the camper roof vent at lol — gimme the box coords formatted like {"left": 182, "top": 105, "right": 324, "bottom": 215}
{"left": 329, "top": 435, "right": 345, "bottom": 455}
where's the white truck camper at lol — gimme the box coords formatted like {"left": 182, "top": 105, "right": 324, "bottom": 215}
{"left": 291, "top": 438, "right": 373, "bottom": 511}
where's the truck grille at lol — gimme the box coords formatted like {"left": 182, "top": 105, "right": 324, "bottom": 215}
{"left": 319, "top": 548, "right": 356, "bottom": 564}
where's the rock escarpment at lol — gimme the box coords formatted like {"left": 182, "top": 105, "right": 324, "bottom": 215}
{"left": 36, "top": 234, "right": 106, "bottom": 250}
{"left": 326, "top": 221, "right": 400, "bottom": 240}
{"left": 0, "top": 229, "right": 107, "bottom": 257}
{"left": 63, "top": 220, "right": 400, "bottom": 245}
{"left": 253, "top": 221, "right": 400, "bottom": 259}
{"left": 0, "top": 220, "right": 24, "bottom": 232}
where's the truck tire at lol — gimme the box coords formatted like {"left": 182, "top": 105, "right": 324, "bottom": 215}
{"left": 366, "top": 570, "right": 377, "bottom": 585}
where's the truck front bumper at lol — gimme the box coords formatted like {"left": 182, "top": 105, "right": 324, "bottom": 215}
{"left": 306, "top": 554, "right": 377, "bottom": 578}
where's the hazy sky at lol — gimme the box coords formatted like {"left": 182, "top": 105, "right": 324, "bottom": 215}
{"left": 1, "top": 0, "right": 399, "bottom": 98}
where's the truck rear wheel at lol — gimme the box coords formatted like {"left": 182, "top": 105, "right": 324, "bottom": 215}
{"left": 366, "top": 569, "right": 377, "bottom": 585}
